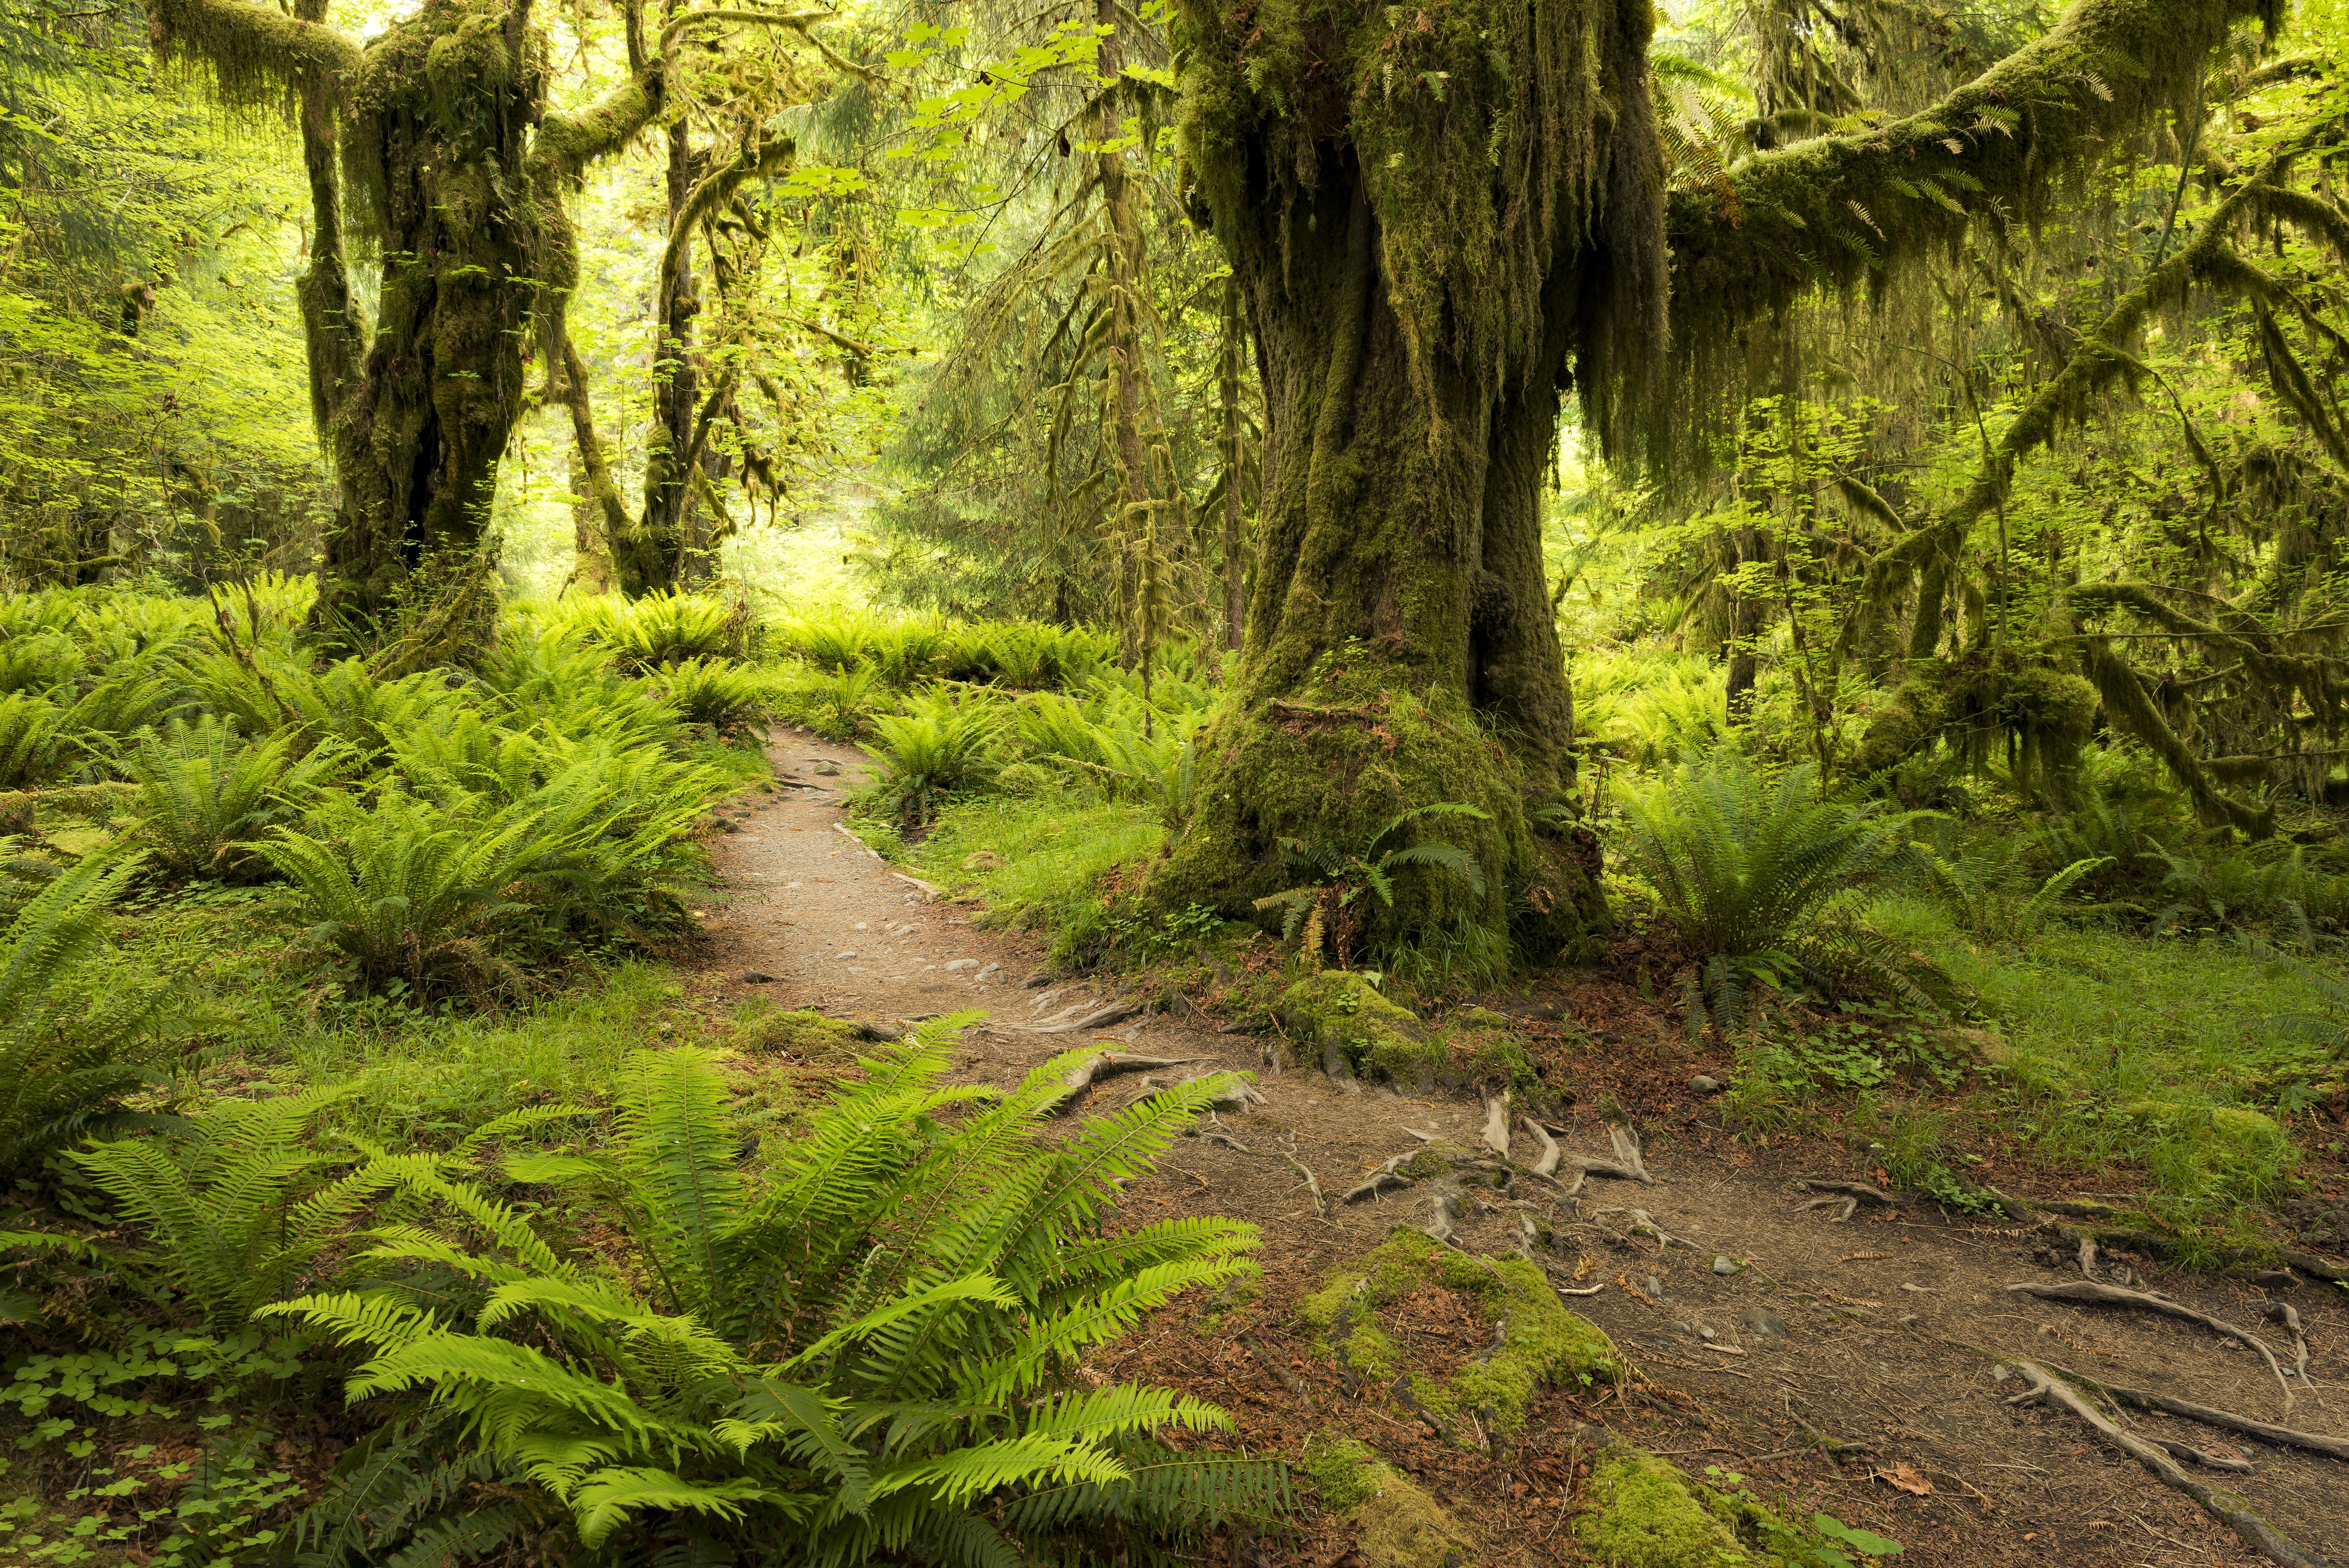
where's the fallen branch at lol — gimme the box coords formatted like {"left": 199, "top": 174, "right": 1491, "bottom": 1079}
{"left": 2007, "top": 1362, "right": 2327, "bottom": 1568}
{"left": 2029, "top": 1358, "right": 2349, "bottom": 1463}
{"left": 2007, "top": 1281, "right": 2292, "bottom": 1406}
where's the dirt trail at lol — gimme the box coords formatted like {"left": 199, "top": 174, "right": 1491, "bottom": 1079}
{"left": 691, "top": 725, "right": 2349, "bottom": 1567}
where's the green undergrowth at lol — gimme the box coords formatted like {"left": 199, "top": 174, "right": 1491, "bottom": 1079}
{"left": 1298, "top": 1229, "right": 1621, "bottom": 1447}
{"left": 1875, "top": 896, "right": 2336, "bottom": 1219}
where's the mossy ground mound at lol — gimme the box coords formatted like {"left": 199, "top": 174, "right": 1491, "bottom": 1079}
{"left": 1300, "top": 1432, "right": 1477, "bottom": 1568}
{"left": 732, "top": 1006, "right": 862, "bottom": 1060}
{"left": 1299, "top": 1229, "right": 1620, "bottom": 1447}
{"left": 1572, "top": 1446, "right": 1759, "bottom": 1567}
{"left": 1275, "top": 971, "right": 1547, "bottom": 1099}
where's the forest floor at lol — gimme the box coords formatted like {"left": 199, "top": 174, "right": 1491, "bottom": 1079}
{"left": 685, "top": 725, "right": 2349, "bottom": 1567}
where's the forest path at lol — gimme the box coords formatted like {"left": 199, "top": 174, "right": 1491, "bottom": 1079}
{"left": 686, "top": 725, "right": 2347, "bottom": 1568}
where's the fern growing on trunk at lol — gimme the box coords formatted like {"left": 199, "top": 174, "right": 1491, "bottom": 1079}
{"left": 269, "top": 1025, "right": 1284, "bottom": 1563}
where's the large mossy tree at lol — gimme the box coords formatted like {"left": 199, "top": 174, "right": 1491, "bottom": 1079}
{"left": 1155, "top": 0, "right": 2281, "bottom": 960}
{"left": 145, "top": 0, "right": 818, "bottom": 651}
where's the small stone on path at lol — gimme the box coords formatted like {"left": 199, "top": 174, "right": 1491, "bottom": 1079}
{"left": 975, "top": 963, "right": 1002, "bottom": 984}
{"left": 737, "top": 971, "right": 775, "bottom": 984}
{"left": 942, "top": 958, "right": 979, "bottom": 972}
{"left": 1689, "top": 1074, "right": 1721, "bottom": 1093}
{"left": 836, "top": 950, "right": 858, "bottom": 960}
{"left": 1742, "top": 1306, "right": 1788, "bottom": 1339}
{"left": 1712, "top": 1255, "right": 1740, "bottom": 1275}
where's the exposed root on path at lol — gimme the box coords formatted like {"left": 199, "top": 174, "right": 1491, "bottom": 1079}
{"left": 1000, "top": 998, "right": 1146, "bottom": 1035}
{"left": 2007, "top": 1280, "right": 2294, "bottom": 1406}
{"left": 2005, "top": 1362, "right": 2332, "bottom": 1568}
{"left": 1525, "top": 1117, "right": 1654, "bottom": 1185}
{"left": 2025, "top": 1358, "right": 2349, "bottom": 1463}
{"left": 2267, "top": 1301, "right": 2313, "bottom": 1387}
{"left": 1049, "top": 1050, "right": 1210, "bottom": 1112}
{"left": 1796, "top": 1178, "right": 1896, "bottom": 1222}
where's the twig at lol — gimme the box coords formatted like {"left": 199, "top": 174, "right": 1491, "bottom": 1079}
{"left": 2007, "top": 1362, "right": 2328, "bottom": 1568}
{"left": 2007, "top": 1281, "right": 2292, "bottom": 1407}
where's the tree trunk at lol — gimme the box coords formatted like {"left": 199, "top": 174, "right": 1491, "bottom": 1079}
{"left": 1157, "top": 0, "right": 1662, "bottom": 959}
{"left": 306, "top": 0, "right": 550, "bottom": 651}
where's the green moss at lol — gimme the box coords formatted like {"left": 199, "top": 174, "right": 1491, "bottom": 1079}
{"left": 1275, "top": 973, "right": 1546, "bottom": 1097}
{"left": 1572, "top": 1447, "right": 1756, "bottom": 1568}
{"left": 1301, "top": 1230, "right": 1621, "bottom": 1446}
{"left": 1297, "top": 1430, "right": 1478, "bottom": 1568}
{"left": 733, "top": 1006, "right": 860, "bottom": 1060}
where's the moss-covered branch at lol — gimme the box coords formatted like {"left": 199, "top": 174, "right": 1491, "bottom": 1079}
{"left": 2078, "top": 636, "right": 2273, "bottom": 834}
{"left": 1664, "top": 0, "right": 2281, "bottom": 453}
{"left": 147, "top": 0, "right": 363, "bottom": 107}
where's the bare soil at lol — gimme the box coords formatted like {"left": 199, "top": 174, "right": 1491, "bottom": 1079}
{"left": 684, "top": 726, "right": 2349, "bottom": 1567}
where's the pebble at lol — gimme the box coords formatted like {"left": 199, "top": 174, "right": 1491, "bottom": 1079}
{"left": 812, "top": 761, "right": 840, "bottom": 776}
{"left": 1742, "top": 1306, "right": 1788, "bottom": 1339}
{"left": 1697, "top": 1325, "right": 1717, "bottom": 1342}
{"left": 835, "top": 950, "right": 857, "bottom": 960}
{"left": 736, "top": 971, "right": 775, "bottom": 985}
{"left": 854, "top": 921, "right": 869, "bottom": 931}
{"left": 1688, "top": 1074, "right": 1721, "bottom": 1094}
{"left": 786, "top": 880, "right": 803, "bottom": 889}
{"left": 1643, "top": 1274, "right": 1665, "bottom": 1299}
{"left": 1712, "top": 1255, "right": 1740, "bottom": 1276}
{"left": 974, "top": 963, "right": 1002, "bottom": 984}
{"left": 941, "top": 958, "right": 979, "bottom": 972}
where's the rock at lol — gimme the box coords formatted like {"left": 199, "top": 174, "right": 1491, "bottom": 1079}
{"left": 736, "top": 971, "right": 776, "bottom": 985}
{"left": 1688, "top": 1074, "right": 1721, "bottom": 1094}
{"left": 1711, "top": 1255, "right": 1740, "bottom": 1276}
{"left": 974, "top": 963, "right": 1002, "bottom": 984}
{"left": 1023, "top": 967, "right": 1055, "bottom": 987}
{"left": 786, "top": 879, "right": 803, "bottom": 889}
{"left": 835, "top": 950, "right": 858, "bottom": 960}
{"left": 812, "top": 760, "right": 840, "bottom": 776}
{"left": 712, "top": 818, "right": 740, "bottom": 833}
{"left": 941, "top": 958, "right": 979, "bottom": 972}
{"left": 1742, "top": 1306, "right": 1788, "bottom": 1339}
{"left": 1642, "top": 1275, "right": 1665, "bottom": 1300}
{"left": 854, "top": 921, "right": 869, "bottom": 931}
{"left": 1697, "top": 1325, "right": 1716, "bottom": 1342}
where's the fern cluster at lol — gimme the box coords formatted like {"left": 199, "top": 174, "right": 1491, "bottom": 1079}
{"left": 1622, "top": 752, "right": 1956, "bottom": 1022}
{"left": 259, "top": 1025, "right": 1281, "bottom": 1563}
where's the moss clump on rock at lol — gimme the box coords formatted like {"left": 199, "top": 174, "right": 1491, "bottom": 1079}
{"left": 1301, "top": 1431, "right": 1478, "bottom": 1568}
{"left": 1572, "top": 1446, "right": 1759, "bottom": 1568}
{"left": 1275, "top": 973, "right": 1545, "bottom": 1099}
{"left": 1300, "top": 1229, "right": 1621, "bottom": 1445}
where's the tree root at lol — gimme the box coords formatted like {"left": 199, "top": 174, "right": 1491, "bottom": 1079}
{"left": 1528, "top": 1117, "right": 1654, "bottom": 1185}
{"left": 1426, "top": 1184, "right": 1463, "bottom": 1245}
{"left": 2266, "top": 1301, "right": 2312, "bottom": 1387}
{"left": 2026, "top": 1357, "right": 2349, "bottom": 1463}
{"left": 1280, "top": 1134, "right": 1328, "bottom": 1220}
{"left": 1344, "top": 1154, "right": 1418, "bottom": 1204}
{"left": 1003, "top": 999, "right": 1147, "bottom": 1035}
{"left": 2005, "top": 1362, "right": 2330, "bottom": 1568}
{"left": 1796, "top": 1178, "right": 1896, "bottom": 1222}
{"left": 2007, "top": 1281, "right": 2293, "bottom": 1406}
{"left": 1481, "top": 1092, "right": 1512, "bottom": 1155}
{"left": 1240, "top": 1334, "right": 1314, "bottom": 1406}
{"left": 1520, "top": 1116, "right": 1562, "bottom": 1178}
{"left": 1596, "top": 1207, "right": 1696, "bottom": 1251}
{"left": 1049, "top": 1050, "right": 1210, "bottom": 1112}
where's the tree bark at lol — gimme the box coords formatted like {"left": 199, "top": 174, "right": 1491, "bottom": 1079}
{"left": 1157, "top": 0, "right": 1661, "bottom": 958}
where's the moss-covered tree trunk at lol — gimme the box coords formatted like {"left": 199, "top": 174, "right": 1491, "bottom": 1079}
{"left": 150, "top": 0, "right": 673, "bottom": 649}
{"left": 1160, "top": 0, "right": 1665, "bottom": 959}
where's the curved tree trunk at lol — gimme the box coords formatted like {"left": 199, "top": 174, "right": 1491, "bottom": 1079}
{"left": 1157, "top": 0, "right": 1665, "bottom": 960}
